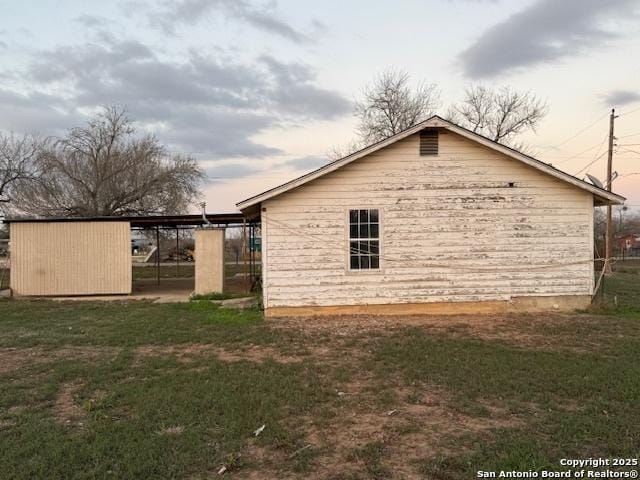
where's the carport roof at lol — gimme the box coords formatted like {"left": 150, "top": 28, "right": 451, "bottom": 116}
{"left": 3, "top": 213, "right": 249, "bottom": 228}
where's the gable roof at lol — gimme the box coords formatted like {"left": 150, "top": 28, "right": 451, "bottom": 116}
{"left": 237, "top": 115, "right": 625, "bottom": 211}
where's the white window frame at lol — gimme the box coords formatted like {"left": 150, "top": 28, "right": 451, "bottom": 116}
{"left": 345, "top": 207, "right": 383, "bottom": 274}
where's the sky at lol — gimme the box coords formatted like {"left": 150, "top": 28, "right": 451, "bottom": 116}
{"left": 1, "top": 0, "right": 639, "bottom": 212}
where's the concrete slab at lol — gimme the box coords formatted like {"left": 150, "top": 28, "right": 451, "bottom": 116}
{"left": 26, "top": 278, "right": 195, "bottom": 303}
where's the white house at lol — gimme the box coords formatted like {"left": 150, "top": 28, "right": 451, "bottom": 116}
{"left": 237, "top": 116, "right": 624, "bottom": 317}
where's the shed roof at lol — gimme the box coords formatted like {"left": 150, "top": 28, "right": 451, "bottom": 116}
{"left": 237, "top": 115, "right": 625, "bottom": 211}
{"left": 3, "top": 213, "right": 248, "bottom": 228}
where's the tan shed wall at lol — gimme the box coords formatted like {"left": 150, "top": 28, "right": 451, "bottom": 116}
{"left": 194, "top": 228, "right": 225, "bottom": 294}
{"left": 10, "top": 221, "right": 131, "bottom": 296}
{"left": 262, "top": 130, "right": 595, "bottom": 309}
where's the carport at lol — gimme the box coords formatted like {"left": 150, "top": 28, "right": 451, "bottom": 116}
{"left": 3, "top": 213, "right": 260, "bottom": 299}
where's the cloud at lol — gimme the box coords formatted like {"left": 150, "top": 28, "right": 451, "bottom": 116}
{"left": 73, "top": 14, "right": 114, "bottom": 28}
{"left": 258, "top": 55, "right": 351, "bottom": 119}
{"left": 603, "top": 89, "right": 640, "bottom": 107}
{"left": 459, "top": 0, "right": 638, "bottom": 78}
{"left": 206, "top": 162, "right": 262, "bottom": 180}
{"left": 149, "top": 0, "right": 321, "bottom": 43}
{"left": 0, "top": 89, "right": 79, "bottom": 134}
{"left": 281, "top": 155, "right": 328, "bottom": 171}
{"left": 0, "top": 35, "right": 349, "bottom": 158}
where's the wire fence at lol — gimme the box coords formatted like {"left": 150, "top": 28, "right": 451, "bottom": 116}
{"left": 592, "top": 257, "right": 640, "bottom": 309}
{"left": 0, "top": 267, "right": 8, "bottom": 290}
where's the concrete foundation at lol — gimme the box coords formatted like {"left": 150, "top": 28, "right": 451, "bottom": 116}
{"left": 264, "top": 295, "right": 592, "bottom": 318}
{"left": 194, "top": 228, "right": 225, "bottom": 295}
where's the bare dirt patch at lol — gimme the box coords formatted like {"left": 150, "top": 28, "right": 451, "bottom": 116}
{"left": 280, "top": 386, "right": 522, "bottom": 480}
{"left": 0, "top": 419, "right": 17, "bottom": 431}
{"left": 270, "top": 313, "right": 617, "bottom": 352}
{"left": 53, "top": 382, "right": 85, "bottom": 425}
{"left": 134, "top": 343, "right": 302, "bottom": 366}
{"left": 156, "top": 425, "right": 185, "bottom": 436}
{"left": 0, "top": 346, "right": 120, "bottom": 374}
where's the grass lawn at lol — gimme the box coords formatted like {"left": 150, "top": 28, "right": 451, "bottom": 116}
{"left": 132, "top": 264, "right": 196, "bottom": 280}
{"left": 2, "top": 263, "right": 253, "bottom": 285}
{"left": 596, "top": 259, "right": 640, "bottom": 314}
{"left": 0, "top": 266, "right": 639, "bottom": 478}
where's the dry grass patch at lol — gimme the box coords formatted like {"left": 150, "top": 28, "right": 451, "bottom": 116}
{"left": 52, "top": 382, "right": 85, "bottom": 425}
{"left": 134, "top": 343, "right": 304, "bottom": 365}
{"left": 271, "top": 313, "right": 634, "bottom": 353}
{"left": 286, "top": 385, "right": 522, "bottom": 480}
{"left": 156, "top": 425, "right": 185, "bottom": 436}
{"left": 0, "top": 346, "right": 119, "bottom": 374}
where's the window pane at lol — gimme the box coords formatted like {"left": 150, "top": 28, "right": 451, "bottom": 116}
{"left": 348, "top": 209, "right": 381, "bottom": 271}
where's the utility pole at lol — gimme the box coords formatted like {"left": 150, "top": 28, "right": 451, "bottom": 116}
{"left": 604, "top": 108, "right": 617, "bottom": 275}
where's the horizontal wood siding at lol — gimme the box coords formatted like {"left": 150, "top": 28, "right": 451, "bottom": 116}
{"left": 262, "top": 131, "right": 594, "bottom": 308}
{"left": 10, "top": 221, "right": 132, "bottom": 296}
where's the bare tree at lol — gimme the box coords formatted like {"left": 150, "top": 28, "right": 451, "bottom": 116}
{"left": 11, "top": 107, "right": 205, "bottom": 217}
{"left": 448, "top": 86, "right": 548, "bottom": 147}
{"left": 0, "top": 133, "right": 43, "bottom": 206}
{"left": 342, "top": 71, "right": 545, "bottom": 158}
{"left": 225, "top": 228, "right": 243, "bottom": 265}
{"left": 326, "top": 139, "right": 364, "bottom": 161}
{"left": 594, "top": 208, "right": 607, "bottom": 258}
{"left": 354, "top": 69, "right": 441, "bottom": 145}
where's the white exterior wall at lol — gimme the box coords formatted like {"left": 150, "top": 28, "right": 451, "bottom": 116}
{"left": 262, "top": 131, "right": 594, "bottom": 308}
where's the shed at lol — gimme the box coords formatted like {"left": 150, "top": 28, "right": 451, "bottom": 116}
{"left": 10, "top": 221, "right": 131, "bottom": 296}
{"left": 4, "top": 214, "right": 247, "bottom": 297}
{"left": 237, "top": 116, "right": 625, "bottom": 317}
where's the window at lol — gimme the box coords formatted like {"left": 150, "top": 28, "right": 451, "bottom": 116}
{"left": 349, "top": 209, "right": 380, "bottom": 270}
{"left": 419, "top": 129, "right": 438, "bottom": 156}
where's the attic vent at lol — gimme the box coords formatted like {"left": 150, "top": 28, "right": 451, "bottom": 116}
{"left": 419, "top": 129, "right": 438, "bottom": 156}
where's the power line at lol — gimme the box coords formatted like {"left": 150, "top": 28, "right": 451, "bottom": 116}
{"left": 618, "top": 147, "right": 640, "bottom": 156}
{"left": 555, "top": 135, "right": 608, "bottom": 165}
{"left": 617, "top": 131, "right": 640, "bottom": 139}
{"left": 574, "top": 150, "right": 608, "bottom": 176}
{"left": 619, "top": 105, "right": 640, "bottom": 118}
{"left": 548, "top": 112, "right": 609, "bottom": 149}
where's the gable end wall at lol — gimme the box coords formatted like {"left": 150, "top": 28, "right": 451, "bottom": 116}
{"left": 262, "top": 131, "right": 594, "bottom": 311}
